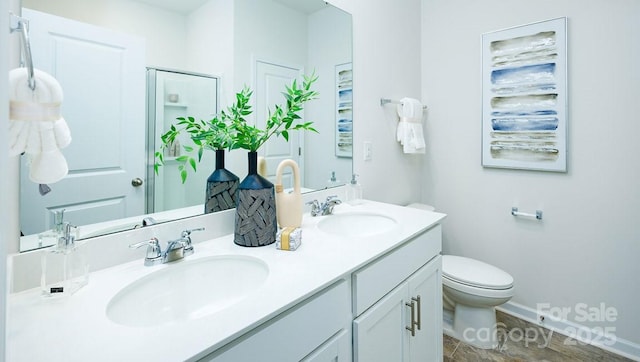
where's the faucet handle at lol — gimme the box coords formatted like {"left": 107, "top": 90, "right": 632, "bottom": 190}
{"left": 181, "top": 227, "right": 205, "bottom": 238}
{"left": 306, "top": 199, "right": 321, "bottom": 216}
{"left": 180, "top": 228, "right": 204, "bottom": 256}
{"left": 57, "top": 222, "right": 78, "bottom": 249}
{"left": 326, "top": 195, "right": 341, "bottom": 202}
{"left": 129, "top": 237, "right": 162, "bottom": 265}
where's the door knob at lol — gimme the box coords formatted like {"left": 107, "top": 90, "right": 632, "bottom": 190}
{"left": 131, "top": 178, "right": 144, "bottom": 187}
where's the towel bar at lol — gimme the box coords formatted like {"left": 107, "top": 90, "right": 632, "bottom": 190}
{"left": 380, "top": 98, "right": 427, "bottom": 110}
{"left": 511, "top": 207, "right": 543, "bottom": 220}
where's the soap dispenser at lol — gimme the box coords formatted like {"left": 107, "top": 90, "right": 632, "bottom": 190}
{"left": 37, "top": 209, "right": 66, "bottom": 248}
{"left": 346, "top": 173, "right": 363, "bottom": 205}
{"left": 41, "top": 222, "right": 89, "bottom": 298}
{"left": 327, "top": 171, "right": 341, "bottom": 188}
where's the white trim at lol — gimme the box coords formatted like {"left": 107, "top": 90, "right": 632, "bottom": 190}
{"left": 3, "top": 1, "right": 22, "bottom": 360}
{"left": 498, "top": 301, "right": 640, "bottom": 361}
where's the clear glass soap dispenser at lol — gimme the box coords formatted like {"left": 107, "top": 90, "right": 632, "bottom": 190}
{"left": 327, "top": 171, "right": 341, "bottom": 188}
{"left": 37, "top": 209, "right": 66, "bottom": 248}
{"left": 41, "top": 222, "right": 89, "bottom": 298}
{"left": 346, "top": 173, "right": 363, "bottom": 205}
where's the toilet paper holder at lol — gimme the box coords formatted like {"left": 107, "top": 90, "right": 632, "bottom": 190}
{"left": 511, "top": 207, "right": 543, "bottom": 220}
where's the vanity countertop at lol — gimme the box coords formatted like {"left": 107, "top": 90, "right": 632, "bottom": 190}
{"left": 7, "top": 200, "right": 446, "bottom": 361}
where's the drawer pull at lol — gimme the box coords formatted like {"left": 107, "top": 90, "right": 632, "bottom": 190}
{"left": 405, "top": 301, "right": 416, "bottom": 336}
{"left": 413, "top": 295, "right": 421, "bottom": 330}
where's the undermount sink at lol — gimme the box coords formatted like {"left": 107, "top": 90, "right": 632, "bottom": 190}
{"left": 317, "top": 212, "right": 398, "bottom": 237}
{"left": 106, "top": 255, "right": 269, "bottom": 327}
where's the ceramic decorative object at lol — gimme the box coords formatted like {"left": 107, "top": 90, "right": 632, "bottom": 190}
{"left": 205, "top": 149, "right": 239, "bottom": 213}
{"left": 234, "top": 151, "right": 277, "bottom": 247}
{"left": 275, "top": 159, "right": 302, "bottom": 228}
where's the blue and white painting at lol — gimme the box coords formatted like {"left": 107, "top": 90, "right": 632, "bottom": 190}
{"left": 482, "top": 18, "right": 567, "bottom": 171}
{"left": 335, "top": 63, "right": 353, "bottom": 157}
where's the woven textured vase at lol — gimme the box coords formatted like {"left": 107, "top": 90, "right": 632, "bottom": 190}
{"left": 205, "top": 150, "right": 239, "bottom": 214}
{"left": 234, "top": 151, "right": 276, "bottom": 247}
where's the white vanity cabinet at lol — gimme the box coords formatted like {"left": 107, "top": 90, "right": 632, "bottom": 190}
{"left": 199, "top": 279, "right": 352, "bottom": 362}
{"left": 352, "top": 225, "right": 443, "bottom": 362}
{"left": 199, "top": 224, "right": 442, "bottom": 362}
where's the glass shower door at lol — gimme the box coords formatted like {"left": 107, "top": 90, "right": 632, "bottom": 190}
{"left": 146, "top": 68, "right": 219, "bottom": 213}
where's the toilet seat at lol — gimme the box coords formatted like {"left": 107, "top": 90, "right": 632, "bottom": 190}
{"left": 442, "top": 255, "right": 513, "bottom": 290}
{"left": 443, "top": 276, "right": 514, "bottom": 299}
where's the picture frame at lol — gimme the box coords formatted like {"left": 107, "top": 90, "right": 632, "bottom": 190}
{"left": 481, "top": 17, "right": 568, "bottom": 172}
{"left": 335, "top": 62, "right": 353, "bottom": 158}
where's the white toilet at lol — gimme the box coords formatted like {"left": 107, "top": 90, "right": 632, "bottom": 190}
{"left": 442, "top": 255, "right": 514, "bottom": 349}
{"left": 406, "top": 203, "right": 514, "bottom": 349}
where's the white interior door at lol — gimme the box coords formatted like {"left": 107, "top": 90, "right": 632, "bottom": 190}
{"left": 19, "top": 8, "right": 146, "bottom": 235}
{"left": 255, "top": 61, "right": 302, "bottom": 189}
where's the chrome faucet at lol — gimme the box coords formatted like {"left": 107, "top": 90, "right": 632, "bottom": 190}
{"left": 307, "top": 196, "right": 342, "bottom": 216}
{"left": 57, "top": 222, "right": 78, "bottom": 249}
{"left": 129, "top": 227, "right": 204, "bottom": 266}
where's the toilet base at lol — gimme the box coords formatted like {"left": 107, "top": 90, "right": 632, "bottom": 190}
{"left": 452, "top": 304, "right": 499, "bottom": 349}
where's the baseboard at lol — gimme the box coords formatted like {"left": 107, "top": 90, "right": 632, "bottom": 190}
{"left": 498, "top": 301, "right": 640, "bottom": 361}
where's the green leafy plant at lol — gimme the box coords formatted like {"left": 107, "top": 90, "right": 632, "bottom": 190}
{"left": 232, "top": 72, "right": 319, "bottom": 151}
{"left": 154, "top": 73, "right": 318, "bottom": 183}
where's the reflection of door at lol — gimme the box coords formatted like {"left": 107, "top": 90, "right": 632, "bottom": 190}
{"left": 255, "top": 61, "right": 302, "bottom": 189}
{"left": 20, "top": 9, "right": 146, "bottom": 235}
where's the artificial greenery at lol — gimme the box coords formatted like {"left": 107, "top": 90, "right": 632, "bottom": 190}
{"left": 154, "top": 73, "right": 318, "bottom": 183}
{"left": 232, "top": 72, "right": 319, "bottom": 151}
{"left": 154, "top": 113, "right": 237, "bottom": 184}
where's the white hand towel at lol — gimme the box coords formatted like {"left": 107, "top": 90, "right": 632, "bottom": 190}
{"left": 396, "top": 97, "right": 426, "bottom": 154}
{"left": 29, "top": 150, "right": 69, "bottom": 185}
{"left": 9, "top": 68, "right": 71, "bottom": 184}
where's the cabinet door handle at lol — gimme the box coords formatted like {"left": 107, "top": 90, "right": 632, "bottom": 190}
{"left": 412, "top": 295, "right": 421, "bottom": 330}
{"left": 405, "top": 301, "right": 416, "bottom": 336}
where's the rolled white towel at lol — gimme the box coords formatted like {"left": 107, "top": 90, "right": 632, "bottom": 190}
{"left": 9, "top": 68, "right": 63, "bottom": 104}
{"left": 9, "top": 67, "right": 71, "bottom": 184}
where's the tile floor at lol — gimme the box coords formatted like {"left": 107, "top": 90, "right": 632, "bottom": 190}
{"left": 444, "top": 311, "right": 635, "bottom": 361}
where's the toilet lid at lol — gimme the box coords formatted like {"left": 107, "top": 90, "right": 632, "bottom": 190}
{"left": 442, "top": 255, "right": 513, "bottom": 290}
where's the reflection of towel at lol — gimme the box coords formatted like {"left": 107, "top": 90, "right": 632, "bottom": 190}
{"left": 9, "top": 68, "right": 71, "bottom": 184}
{"left": 396, "top": 97, "right": 425, "bottom": 154}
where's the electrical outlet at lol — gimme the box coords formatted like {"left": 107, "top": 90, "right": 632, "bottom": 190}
{"left": 364, "top": 141, "right": 372, "bottom": 161}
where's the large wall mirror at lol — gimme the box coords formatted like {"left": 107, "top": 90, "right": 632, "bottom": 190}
{"left": 18, "top": 0, "right": 353, "bottom": 252}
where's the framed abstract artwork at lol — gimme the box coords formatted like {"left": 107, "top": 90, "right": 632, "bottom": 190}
{"left": 335, "top": 62, "right": 353, "bottom": 158}
{"left": 481, "top": 17, "right": 568, "bottom": 172}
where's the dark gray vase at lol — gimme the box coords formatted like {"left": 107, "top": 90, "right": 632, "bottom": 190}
{"left": 205, "top": 150, "right": 239, "bottom": 214}
{"left": 234, "top": 151, "right": 276, "bottom": 247}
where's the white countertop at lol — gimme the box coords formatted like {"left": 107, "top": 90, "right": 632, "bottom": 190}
{"left": 7, "top": 200, "right": 445, "bottom": 361}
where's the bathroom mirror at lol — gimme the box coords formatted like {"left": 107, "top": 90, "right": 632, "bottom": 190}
{"left": 18, "top": 0, "right": 353, "bottom": 251}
